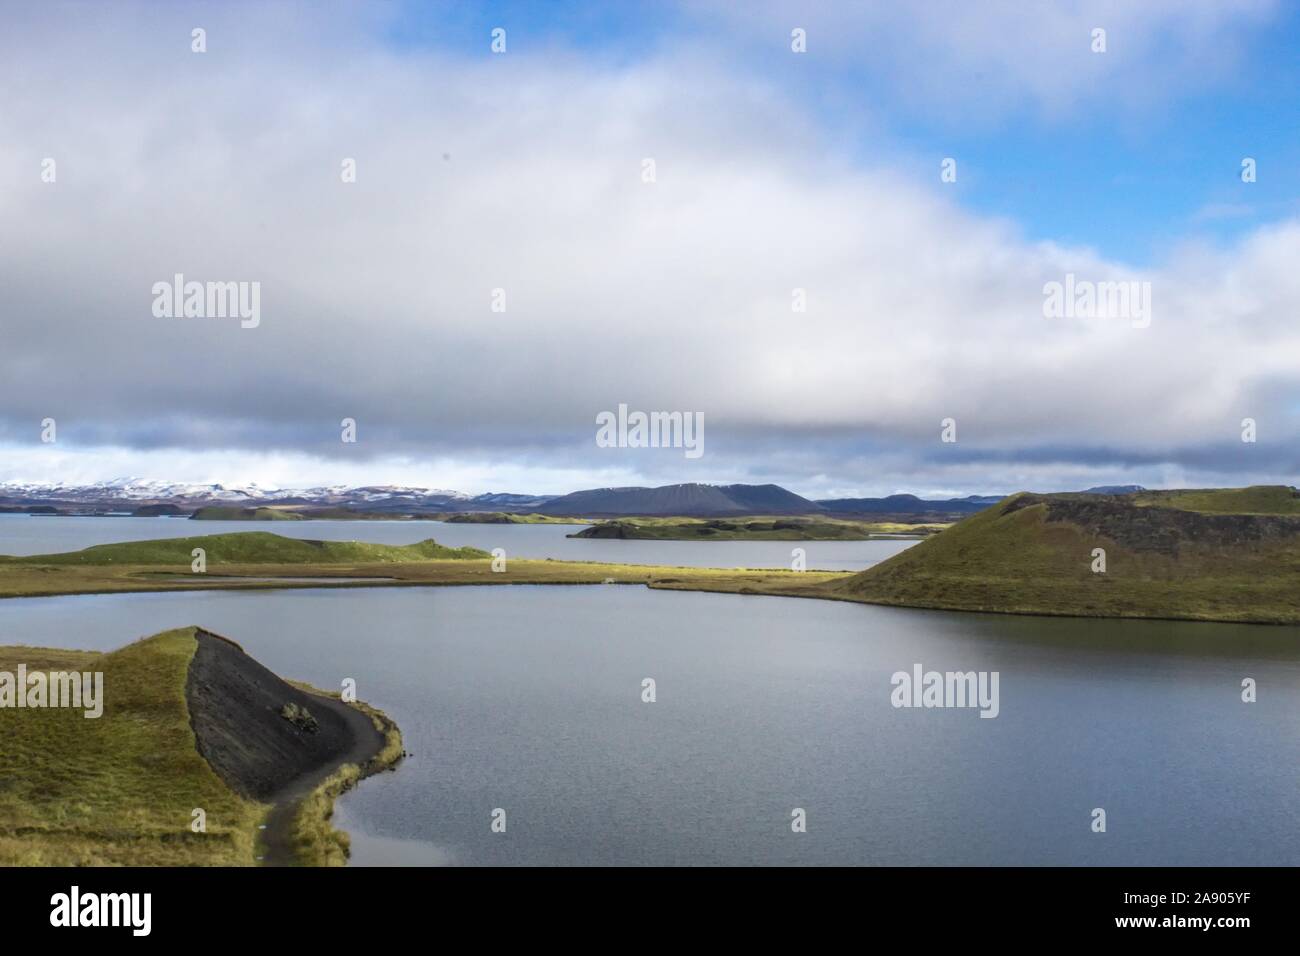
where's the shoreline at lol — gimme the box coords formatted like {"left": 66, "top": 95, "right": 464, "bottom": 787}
{"left": 1, "top": 564, "right": 1295, "bottom": 627}
{"left": 262, "top": 695, "right": 403, "bottom": 867}
{"left": 186, "top": 629, "right": 403, "bottom": 867}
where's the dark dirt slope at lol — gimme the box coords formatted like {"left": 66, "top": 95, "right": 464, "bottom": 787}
{"left": 1004, "top": 492, "right": 1300, "bottom": 556}
{"left": 186, "top": 629, "right": 383, "bottom": 802}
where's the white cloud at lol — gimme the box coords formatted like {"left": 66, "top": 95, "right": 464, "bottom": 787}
{"left": 0, "top": 3, "right": 1294, "bottom": 495}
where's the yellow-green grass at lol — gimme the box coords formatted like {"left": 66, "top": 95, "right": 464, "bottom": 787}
{"left": 1133, "top": 485, "right": 1300, "bottom": 515}
{"left": 0, "top": 556, "right": 841, "bottom": 600}
{"left": 0, "top": 531, "right": 489, "bottom": 567}
{"left": 824, "top": 490, "right": 1300, "bottom": 624}
{"left": 0, "top": 628, "right": 265, "bottom": 865}
{"left": 0, "top": 531, "right": 838, "bottom": 600}
{"left": 0, "top": 627, "right": 405, "bottom": 866}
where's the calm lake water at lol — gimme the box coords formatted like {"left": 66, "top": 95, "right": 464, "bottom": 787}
{"left": 0, "top": 515, "right": 914, "bottom": 571}
{"left": 2, "top": 585, "right": 1297, "bottom": 866}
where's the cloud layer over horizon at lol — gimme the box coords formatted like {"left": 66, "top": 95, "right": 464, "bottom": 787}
{"left": 0, "top": 1, "right": 1296, "bottom": 498}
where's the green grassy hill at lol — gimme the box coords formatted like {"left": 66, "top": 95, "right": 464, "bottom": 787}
{"left": 0, "top": 628, "right": 265, "bottom": 865}
{"left": 833, "top": 486, "right": 1300, "bottom": 624}
{"left": 1133, "top": 486, "right": 1300, "bottom": 515}
{"left": 0, "top": 531, "right": 490, "bottom": 566}
{"left": 0, "top": 626, "right": 402, "bottom": 866}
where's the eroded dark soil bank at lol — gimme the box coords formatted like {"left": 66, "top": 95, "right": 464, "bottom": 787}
{"left": 185, "top": 628, "right": 388, "bottom": 864}
{"left": 1005, "top": 493, "right": 1300, "bottom": 555}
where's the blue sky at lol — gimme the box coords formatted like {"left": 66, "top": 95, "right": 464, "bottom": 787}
{"left": 385, "top": 0, "right": 1300, "bottom": 265}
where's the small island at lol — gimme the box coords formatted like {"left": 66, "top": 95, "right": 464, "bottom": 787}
{"left": 437, "top": 511, "right": 588, "bottom": 525}
{"left": 569, "top": 516, "right": 947, "bottom": 541}
{"left": 190, "top": 506, "right": 306, "bottom": 521}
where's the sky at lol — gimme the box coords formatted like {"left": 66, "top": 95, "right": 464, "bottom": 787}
{"left": 0, "top": 0, "right": 1297, "bottom": 498}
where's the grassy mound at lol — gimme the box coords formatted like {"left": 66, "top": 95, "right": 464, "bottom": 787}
{"left": 0, "top": 626, "right": 403, "bottom": 866}
{"left": 0, "top": 628, "right": 264, "bottom": 865}
{"left": 571, "top": 515, "right": 945, "bottom": 540}
{"left": 0, "top": 531, "right": 490, "bottom": 566}
{"left": 834, "top": 487, "right": 1300, "bottom": 624}
{"left": 1133, "top": 485, "right": 1300, "bottom": 515}
{"left": 440, "top": 511, "right": 584, "bottom": 524}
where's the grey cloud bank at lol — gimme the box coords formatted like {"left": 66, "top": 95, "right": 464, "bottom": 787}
{"left": 0, "top": 4, "right": 1295, "bottom": 496}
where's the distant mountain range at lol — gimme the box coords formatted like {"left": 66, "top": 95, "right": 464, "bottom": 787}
{"left": 815, "top": 486, "right": 1145, "bottom": 515}
{"left": 0, "top": 479, "right": 533, "bottom": 514}
{"left": 818, "top": 493, "right": 1004, "bottom": 515}
{"left": 0, "top": 478, "right": 1146, "bottom": 518}
{"left": 0, "top": 478, "right": 463, "bottom": 504}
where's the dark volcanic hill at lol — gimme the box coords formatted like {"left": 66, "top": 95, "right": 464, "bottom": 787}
{"left": 538, "top": 482, "right": 820, "bottom": 516}
{"left": 832, "top": 486, "right": 1300, "bottom": 624}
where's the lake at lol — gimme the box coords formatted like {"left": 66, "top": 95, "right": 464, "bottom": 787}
{"left": 0, "top": 515, "right": 915, "bottom": 571}
{"left": 2, "top": 584, "right": 1296, "bottom": 866}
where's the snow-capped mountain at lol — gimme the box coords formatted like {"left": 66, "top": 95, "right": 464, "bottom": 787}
{"left": 0, "top": 478, "right": 488, "bottom": 511}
